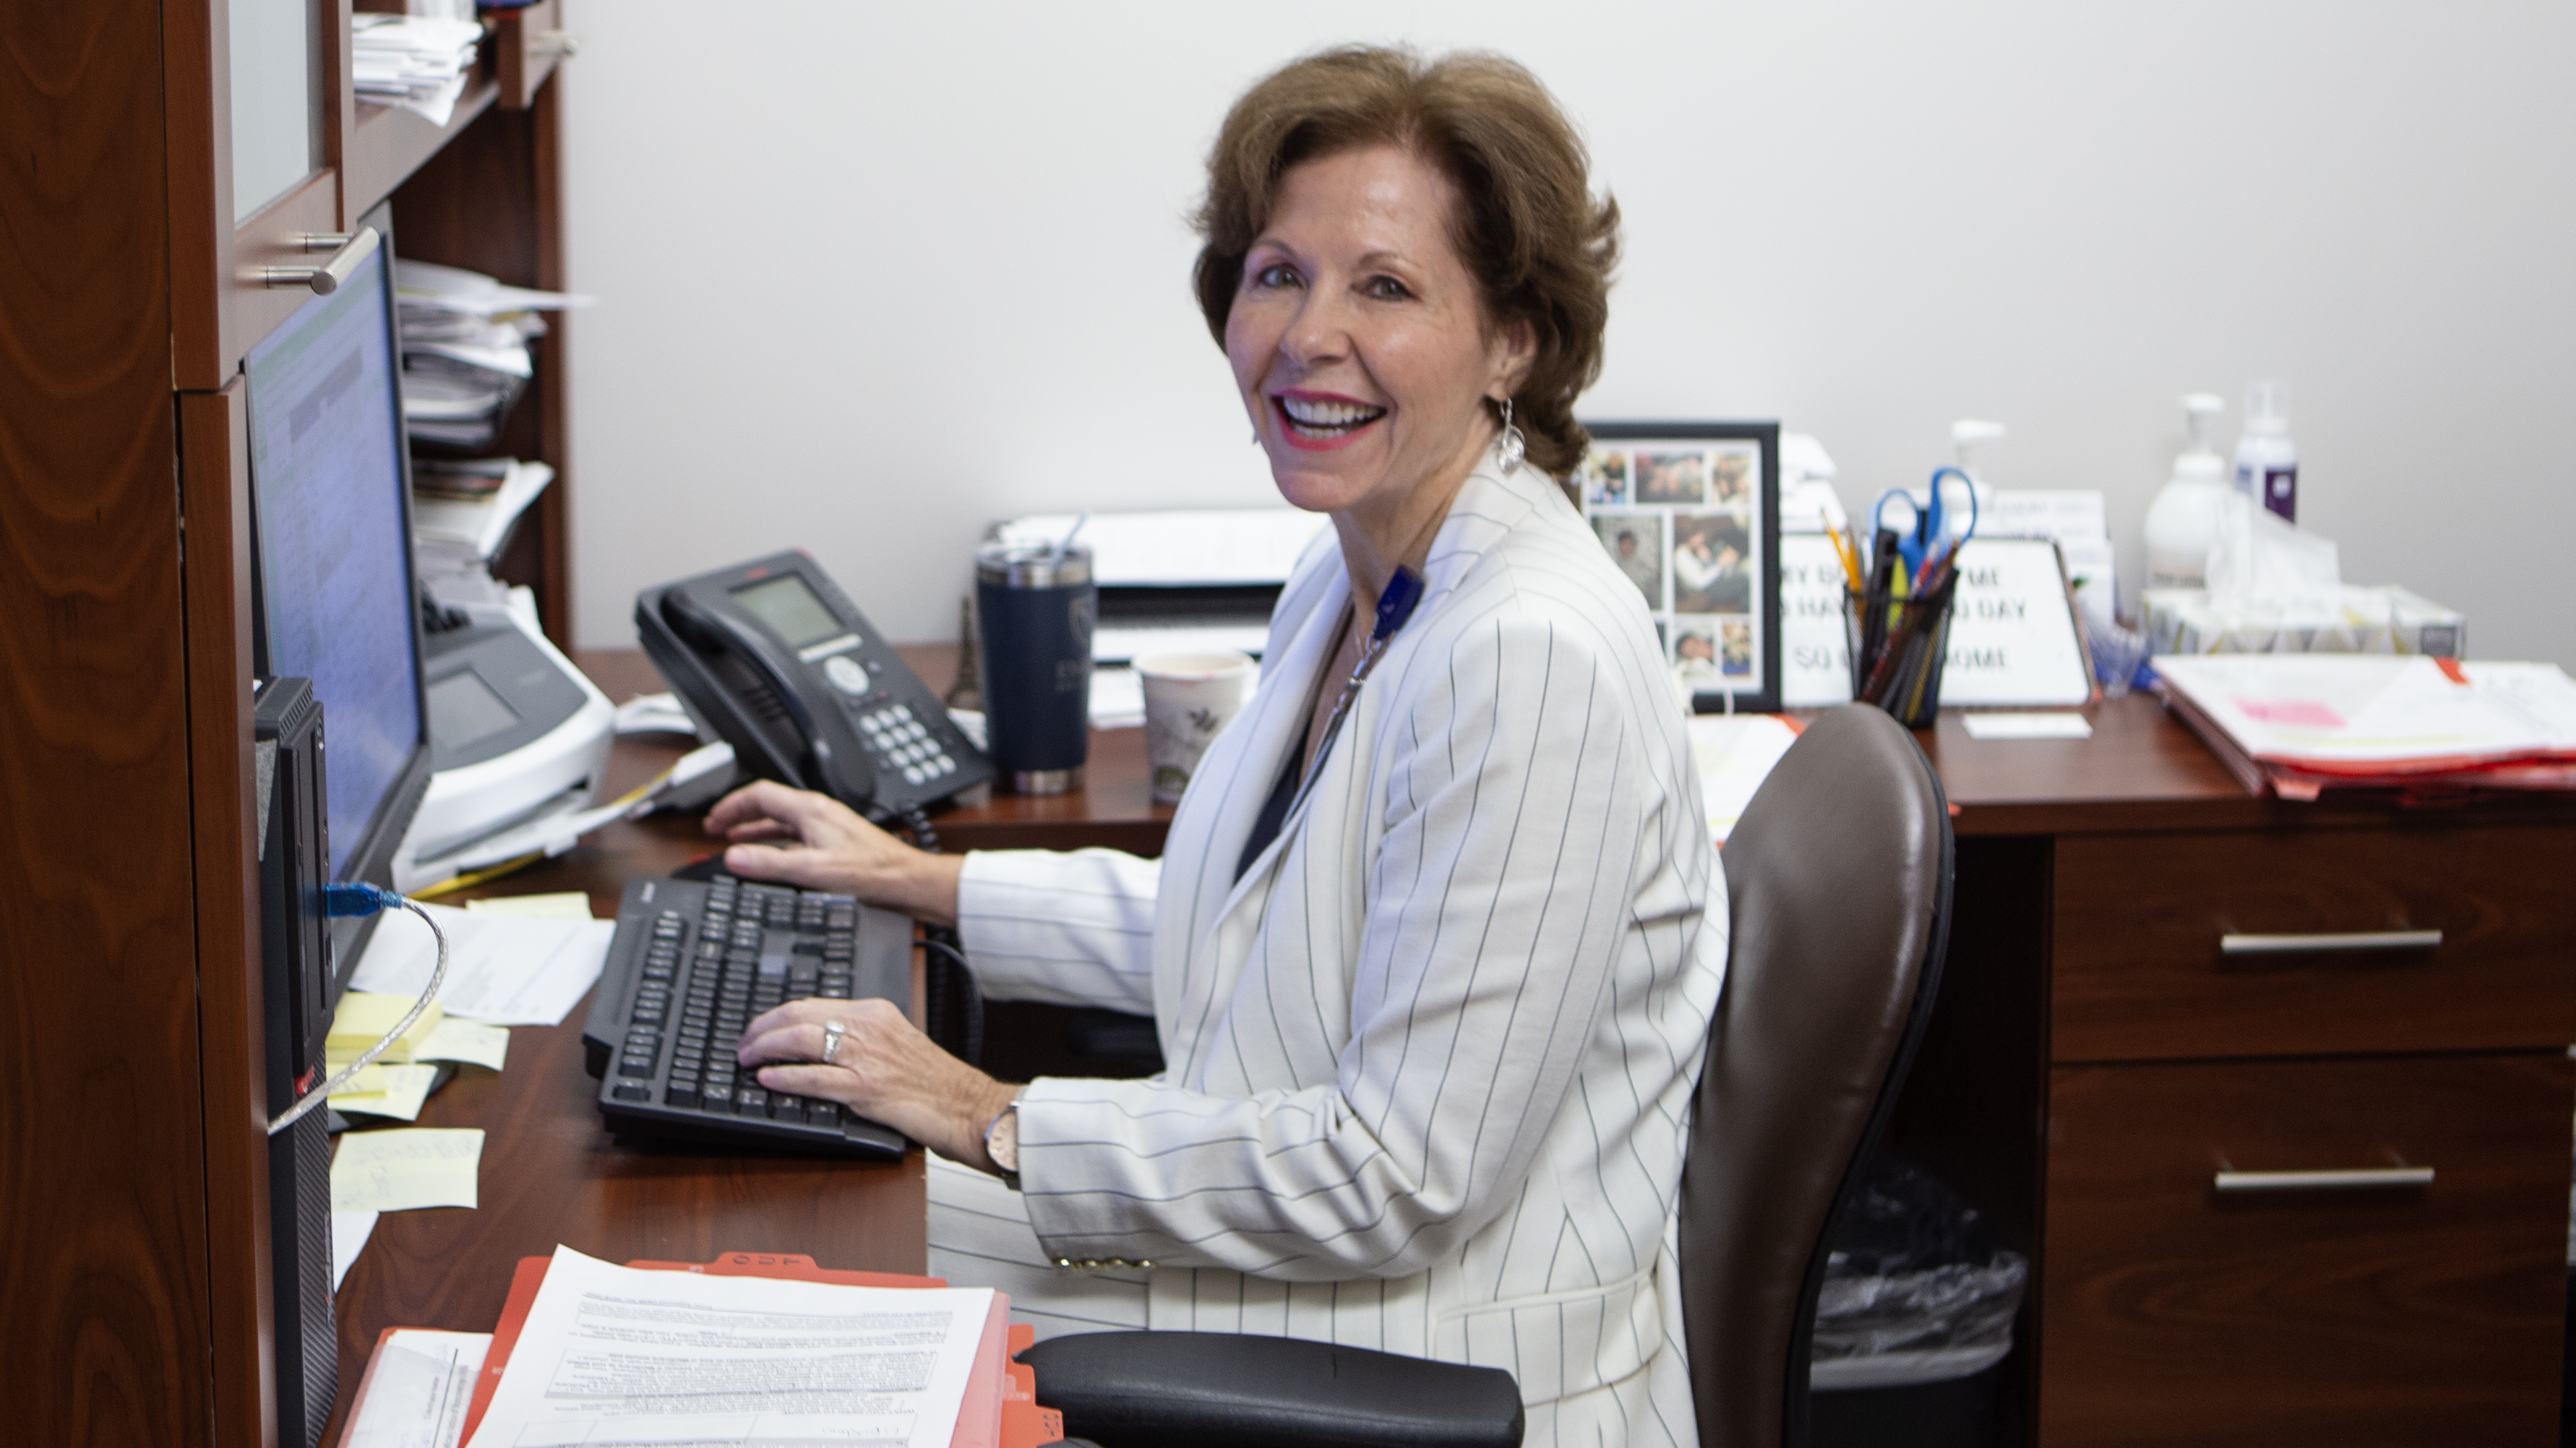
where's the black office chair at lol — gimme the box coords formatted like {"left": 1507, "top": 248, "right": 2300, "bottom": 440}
{"left": 1021, "top": 704, "right": 1955, "bottom": 1448}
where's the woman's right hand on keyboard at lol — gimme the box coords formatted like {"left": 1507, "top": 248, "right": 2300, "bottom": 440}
{"left": 705, "top": 780, "right": 965, "bottom": 927}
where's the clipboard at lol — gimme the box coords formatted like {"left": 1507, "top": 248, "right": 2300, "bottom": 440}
{"left": 445, "top": 1250, "right": 1059, "bottom": 1448}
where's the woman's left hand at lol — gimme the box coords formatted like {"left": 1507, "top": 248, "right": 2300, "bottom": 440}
{"left": 737, "top": 998, "right": 1021, "bottom": 1172}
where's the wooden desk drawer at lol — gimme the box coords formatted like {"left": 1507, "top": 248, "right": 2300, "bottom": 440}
{"left": 2052, "top": 827, "right": 2576, "bottom": 1061}
{"left": 2039, "top": 1053, "right": 2571, "bottom": 1447}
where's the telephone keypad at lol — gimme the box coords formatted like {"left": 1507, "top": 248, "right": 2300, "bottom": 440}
{"left": 855, "top": 701, "right": 958, "bottom": 783}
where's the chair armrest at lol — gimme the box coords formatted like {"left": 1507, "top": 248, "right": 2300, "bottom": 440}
{"left": 1018, "top": 1330, "right": 1523, "bottom": 1448}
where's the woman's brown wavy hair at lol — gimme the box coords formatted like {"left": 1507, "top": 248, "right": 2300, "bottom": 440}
{"left": 1192, "top": 46, "right": 1620, "bottom": 483}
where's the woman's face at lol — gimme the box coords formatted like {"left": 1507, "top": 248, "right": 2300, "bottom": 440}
{"left": 1227, "top": 144, "right": 1534, "bottom": 525}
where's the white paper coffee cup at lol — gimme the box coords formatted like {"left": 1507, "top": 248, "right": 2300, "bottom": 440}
{"left": 1135, "top": 650, "right": 1258, "bottom": 805}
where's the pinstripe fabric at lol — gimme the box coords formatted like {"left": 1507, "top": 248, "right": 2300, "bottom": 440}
{"left": 948, "top": 446, "right": 1727, "bottom": 1446}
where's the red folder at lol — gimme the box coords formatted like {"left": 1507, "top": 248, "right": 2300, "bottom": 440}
{"left": 451, "top": 1250, "right": 1058, "bottom": 1448}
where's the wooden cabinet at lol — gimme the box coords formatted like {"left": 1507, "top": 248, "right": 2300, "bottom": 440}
{"left": 2042, "top": 1053, "right": 2572, "bottom": 1444}
{"left": 1, "top": 5, "right": 573, "bottom": 1443}
{"left": 2053, "top": 827, "right": 2576, "bottom": 1062}
{"left": 1897, "top": 701, "right": 2576, "bottom": 1447}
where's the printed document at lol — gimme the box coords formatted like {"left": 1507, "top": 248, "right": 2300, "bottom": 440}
{"left": 346, "top": 1330, "right": 489, "bottom": 1448}
{"left": 465, "top": 1246, "right": 995, "bottom": 1448}
{"left": 2155, "top": 655, "right": 2576, "bottom": 770}
{"left": 349, "top": 902, "right": 611, "bottom": 1026}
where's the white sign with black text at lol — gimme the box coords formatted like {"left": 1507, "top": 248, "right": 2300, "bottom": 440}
{"left": 1777, "top": 534, "right": 2093, "bottom": 709}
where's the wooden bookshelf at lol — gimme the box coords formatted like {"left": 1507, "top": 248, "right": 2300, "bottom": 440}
{"left": 0, "top": 4, "right": 575, "bottom": 1442}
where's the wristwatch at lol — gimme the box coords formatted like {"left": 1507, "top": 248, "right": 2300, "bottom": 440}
{"left": 983, "top": 1100, "right": 1021, "bottom": 1189}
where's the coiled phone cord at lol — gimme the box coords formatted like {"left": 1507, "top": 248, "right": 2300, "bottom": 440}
{"left": 265, "top": 884, "right": 447, "bottom": 1136}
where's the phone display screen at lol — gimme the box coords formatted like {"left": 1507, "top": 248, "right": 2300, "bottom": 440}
{"left": 733, "top": 574, "right": 843, "bottom": 648}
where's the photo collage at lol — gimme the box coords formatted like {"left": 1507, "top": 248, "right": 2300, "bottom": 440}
{"left": 1581, "top": 439, "right": 1763, "bottom": 694}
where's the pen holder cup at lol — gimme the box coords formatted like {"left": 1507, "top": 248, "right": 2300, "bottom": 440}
{"left": 1843, "top": 575, "right": 1960, "bottom": 729}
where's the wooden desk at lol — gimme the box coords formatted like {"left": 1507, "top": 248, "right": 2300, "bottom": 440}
{"left": 322, "top": 642, "right": 1148, "bottom": 1438}
{"left": 330, "top": 651, "right": 2576, "bottom": 1447}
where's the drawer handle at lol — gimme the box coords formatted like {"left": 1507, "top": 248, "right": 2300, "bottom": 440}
{"left": 261, "top": 228, "right": 380, "bottom": 296}
{"left": 2213, "top": 1167, "right": 2434, "bottom": 1193}
{"left": 2219, "top": 929, "right": 2443, "bottom": 957}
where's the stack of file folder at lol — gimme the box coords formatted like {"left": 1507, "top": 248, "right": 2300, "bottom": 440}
{"left": 2153, "top": 654, "right": 2576, "bottom": 801}
{"left": 395, "top": 261, "right": 589, "bottom": 452}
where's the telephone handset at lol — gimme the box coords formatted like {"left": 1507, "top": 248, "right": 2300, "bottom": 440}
{"left": 636, "top": 551, "right": 994, "bottom": 819}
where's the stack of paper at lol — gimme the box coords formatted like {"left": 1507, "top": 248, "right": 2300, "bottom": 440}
{"left": 411, "top": 458, "right": 553, "bottom": 562}
{"left": 2154, "top": 655, "right": 2576, "bottom": 800}
{"left": 395, "top": 259, "right": 591, "bottom": 450}
{"left": 351, "top": 14, "right": 484, "bottom": 126}
{"left": 468, "top": 1248, "right": 1003, "bottom": 1448}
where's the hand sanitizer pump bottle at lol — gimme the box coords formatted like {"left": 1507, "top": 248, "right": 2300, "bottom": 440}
{"left": 2144, "top": 393, "right": 2231, "bottom": 588}
{"left": 1949, "top": 418, "right": 2006, "bottom": 511}
{"left": 2234, "top": 379, "right": 2298, "bottom": 522}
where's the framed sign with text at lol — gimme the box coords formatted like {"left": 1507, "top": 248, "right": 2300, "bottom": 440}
{"left": 1776, "top": 533, "right": 2095, "bottom": 709}
{"left": 1576, "top": 421, "right": 1782, "bottom": 713}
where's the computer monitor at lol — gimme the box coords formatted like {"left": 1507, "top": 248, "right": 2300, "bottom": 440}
{"left": 246, "top": 204, "right": 432, "bottom": 983}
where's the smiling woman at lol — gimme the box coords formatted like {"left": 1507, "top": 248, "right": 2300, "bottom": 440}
{"left": 711, "top": 45, "right": 1723, "bottom": 1447}
{"left": 1195, "top": 48, "right": 1620, "bottom": 489}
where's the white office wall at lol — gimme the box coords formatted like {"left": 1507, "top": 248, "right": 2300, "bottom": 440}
{"left": 564, "top": 1, "right": 2575, "bottom": 666}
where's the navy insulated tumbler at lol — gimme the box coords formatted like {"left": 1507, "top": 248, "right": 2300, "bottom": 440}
{"left": 974, "top": 543, "right": 1094, "bottom": 793}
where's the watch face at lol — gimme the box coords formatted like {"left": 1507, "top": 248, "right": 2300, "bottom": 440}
{"left": 987, "top": 1106, "right": 1020, "bottom": 1173}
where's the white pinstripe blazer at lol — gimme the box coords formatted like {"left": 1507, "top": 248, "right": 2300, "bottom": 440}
{"left": 958, "top": 447, "right": 1727, "bottom": 1443}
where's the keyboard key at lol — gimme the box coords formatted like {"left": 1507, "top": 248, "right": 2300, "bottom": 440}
{"left": 809, "top": 1102, "right": 839, "bottom": 1129}
{"left": 769, "top": 1094, "right": 802, "bottom": 1120}
{"left": 664, "top": 1084, "right": 700, "bottom": 1109}
{"left": 613, "top": 1083, "right": 649, "bottom": 1102}
{"left": 699, "top": 1085, "right": 734, "bottom": 1108}
{"left": 736, "top": 1089, "right": 768, "bottom": 1116}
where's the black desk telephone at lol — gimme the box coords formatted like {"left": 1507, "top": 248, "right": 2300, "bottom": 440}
{"left": 637, "top": 551, "right": 993, "bottom": 819}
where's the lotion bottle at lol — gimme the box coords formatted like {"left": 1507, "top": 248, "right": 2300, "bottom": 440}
{"left": 2144, "top": 393, "right": 2230, "bottom": 588}
{"left": 2233, "top": 379, "right": 2298, "bottom": 522}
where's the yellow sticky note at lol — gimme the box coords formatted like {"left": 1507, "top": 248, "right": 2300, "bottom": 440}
{"left": 330, "top": 1128, "right": 483, "bottom": 1212}
{"left": 467, "top": 892, "right": 596, "bottom": 921}
{"left": 327, "top": 991, "right": 445, "bottom": 1066}
{"left": 415, "top": 1018, "right": 508, "bottom": 1073}
{"left": 329, "top": 1064, "right": 442, "bottom": 1121}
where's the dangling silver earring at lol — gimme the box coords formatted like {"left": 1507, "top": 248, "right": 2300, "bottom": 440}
{"left": 1495, "top": 397, "right": 1527, "bottom": 475}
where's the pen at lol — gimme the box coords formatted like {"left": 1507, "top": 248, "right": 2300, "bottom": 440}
{"left": 1825, "top": 512, "right": 1866, "bottom": 594}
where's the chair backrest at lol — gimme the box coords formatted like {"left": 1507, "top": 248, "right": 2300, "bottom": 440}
{"left": 1678, "top": 704, "right": 1955, "bottom": 1448}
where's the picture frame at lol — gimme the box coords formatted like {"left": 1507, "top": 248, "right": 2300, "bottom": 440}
{"left": 1578, "top": 421, "right": 1782, "bottom": 713}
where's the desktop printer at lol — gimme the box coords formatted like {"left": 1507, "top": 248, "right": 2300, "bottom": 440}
{"left": 395, "top": 579, "right": 615, "bottom": 892}
{"left": 987, "top": 507, "right": 1326, "bottom": 663}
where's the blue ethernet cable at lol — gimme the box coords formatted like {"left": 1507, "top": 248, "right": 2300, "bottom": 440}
{"left": 266, "top": 885, "right": 450, "bottom": 1136}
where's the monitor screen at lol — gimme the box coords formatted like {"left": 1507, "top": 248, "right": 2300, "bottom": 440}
{"left": 246, "top": 245, "right": 425, "bottom": 879}
{"left": 733, "top": 573, "right": 843, "bottom": 649}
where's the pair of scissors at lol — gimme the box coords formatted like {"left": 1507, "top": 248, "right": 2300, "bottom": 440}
{"left": 1871, "top": 466, "right": 1980, "bottom": 582}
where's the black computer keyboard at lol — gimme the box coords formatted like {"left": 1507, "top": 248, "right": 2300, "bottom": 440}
{"left": 581, "top": 874, "right": 914, "bottom": 1158}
